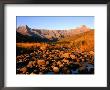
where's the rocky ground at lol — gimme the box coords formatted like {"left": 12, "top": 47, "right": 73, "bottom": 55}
{"left": 16, "top": 43, "right": 94, "bottom": 74}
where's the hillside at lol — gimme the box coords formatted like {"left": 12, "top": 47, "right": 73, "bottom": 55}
{"left": 57, "top": 30, "right": 94, "bottom": 52}
{"left": 16, "top": 31, "right": 50, "bottom": 43}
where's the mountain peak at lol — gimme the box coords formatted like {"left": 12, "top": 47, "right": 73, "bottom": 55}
{"left": 78, "top": 25, "right": 89, "bottom": 29}
{"left": 17, "top": 25, "right": 30, "bottom": 29}
{"left": 75, "top": 25, "right": 90, "bottom": 33}
{"left": 17, "top": 25, "right": 31, "bottom": 36}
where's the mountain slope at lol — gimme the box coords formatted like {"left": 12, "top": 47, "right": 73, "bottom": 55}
{"left": 16, "top": 31, "right": 50, "bottom": 43}
{"left": 16, "top": 25, "right": 92, "bottom": 41}
{"left": 57, "top": 30, "right": 94, "bottom": 52}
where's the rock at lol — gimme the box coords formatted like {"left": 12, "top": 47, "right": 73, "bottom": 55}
{"left": 62, "top": 58, "right": 69, "bottom": 63}
{"left": 31, "top": 57, "right": 36, "bottom": 61}
{"left": 37, "top": 60, "right": 46, "bottom": 66}
{"left": 40, "top": 45, "right": 47, "bottom": 50}
{"left": 51, "top": 65, "right": 54, "bottom": 69}
{"left": 89, "top": 51, "right": 94, "bottom": 55}
{"left": 20, "top": 67, "right": 27, "bottom": 74}
{"left": 54, "top": 56, "right": 60, "bottom": 60}
{"left": 62, "top": 67, "right": 69, "bottom": 74}
{"left": 73, "top": 52, "right": 78, "bottom": 56}
{"left": 33, "top": 69, "right": 39, "bottom": 74}
{"left": 84, "top": 54, "right": 87, "bottom": 58}
{"left": 57, "top": 61, "right": 62, "bottom": 66}
{"left": 70, "top": 54, "right": 76, "bottom": 59}
{"left": 59, "top": 64, "right": 64, "bottom": 68}
{"left": 86, "top": 58, "right": 89, "bottom": 61}
{"left": 38, "top": 66, "right": 46, "bottom": 73}
{"left": 53, "top": 67, "right": 59, "bottom": 73}
{"left": 88, "top": 60, "right": 94, "bottom": 64}
{"left": 32, "top": 61, "right": 37, "bottom": 66}
{"left": 76, "top": 59, "right": 81, "bottom": 62}
{"left": 41, "top": 66, "right": 46, "bottom": 70}
{"left": 30, "top": 72, "right": 36, "bottom": 75}
{"left": 16, "top": 56, "right": 21, "bottom": 61}
{"left": 27, "top": 61, "right": 33, "bottom": 68}
{"left": 26, "top": 72, "right": 29, "bottom": 74}
{"left": 46, "top": 61, "right": 49, "bottom": 65}
{"left": 81, "top": 58, "right": 85, "bottom": 62}
{"left": 89, "top": 68, "right": 94, "bottom": 74}
{"left": 27, "top": 61, "right": 37, "bottom": 68}
{"left": 66, "top": 70, "right": 72, "bottom": 74}
{"left": 52, "top": 62, "right": 57, "bottom": 66}
{"left": 30, "top": 53, "right": 35, "bottom": 57}
{"left": 79, "top": 56, "right": 83, "bottom": 59}
{"left": 39, "top": 72, "right": 43, "bottom": 74}
{"left": 25, "top": 54, "right": 30, "bottom": 58}
{"left": 78, "top": 66, "right": 88, "bottom": 74}
{"left": 62, "top": 53, "right": 70, "bottom": 58}
{"left": 75, "top": 62, "right": 82, "bottom": 67}
{"left": 71, "top": 63, "right": 80, "bottom": 70}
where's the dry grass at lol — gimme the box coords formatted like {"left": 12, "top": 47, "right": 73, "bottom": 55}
{"left": 58, "top": 30, "right": 94, "bottom": 52}
{"left": 16, "top": 43, "right": 41, "bottom": 48}
{"left": 16, "top": 30, "right": 94, "bottom": 52}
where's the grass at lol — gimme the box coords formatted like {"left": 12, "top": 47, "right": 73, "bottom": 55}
{"left": 16, "top": 30, "right": 94, "bottom": 53}
{"left": 57, "top": 30, "right": 94, "bottom": 52}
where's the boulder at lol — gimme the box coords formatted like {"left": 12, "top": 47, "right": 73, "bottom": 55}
{"left": 37, "top": 60, "right": 46, "bottom": 66}
{"left": 40, "top": 45, "right": 47, "bottom": 50}
{"left": 27, "top": 61, "right": 33, "bottom": 68}
{"left": 62, "top": 67, "right": 69, "bottom": 74}
{"left": 62, "top": 53, "right": 70, "bottom": 58}
{"left": 70, "top": 54, "right": 76, "bottom": 59}
{"left": 53, "top": 67, "right": 59, "bottom": 73}
{"left": 31, "top": 57, "right": 36, "bottom": 61}
{"left": 89, "top": 51, "right": 94, "bottom": 55}
{"left": 20, "top": 67, "right": 27, "bottom": 74}
{"left": 62, "top": 58, "right": 69, "bottom": 64}
{"left": 81, "top": 58, "right": 85, "bottom": 62}
{"left": 78, "top": 66, "right": 88, "bottom": 74}
{"left": 57, "top": 61, "right": 62, "bottom": 66}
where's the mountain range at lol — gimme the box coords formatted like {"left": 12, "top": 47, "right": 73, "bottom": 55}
{"left": 16, "top": 25, "right": 93, "bottom": 42}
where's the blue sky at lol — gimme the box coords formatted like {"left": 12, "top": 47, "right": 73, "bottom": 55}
{"left": 16, "top": 16, "right": 94, "bottom": 30}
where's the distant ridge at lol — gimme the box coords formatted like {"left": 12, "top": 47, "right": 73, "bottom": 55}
{"left": 16, "top": 25, "right": 93, "bottom": 42}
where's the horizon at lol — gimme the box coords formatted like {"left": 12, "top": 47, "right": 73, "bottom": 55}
{"left": 17, "top": 16, "right": 94, "bottom": 30}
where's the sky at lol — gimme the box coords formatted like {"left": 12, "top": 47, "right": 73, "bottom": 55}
{"left": 16, "top": 16, "right": 94, "bottom": 30}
